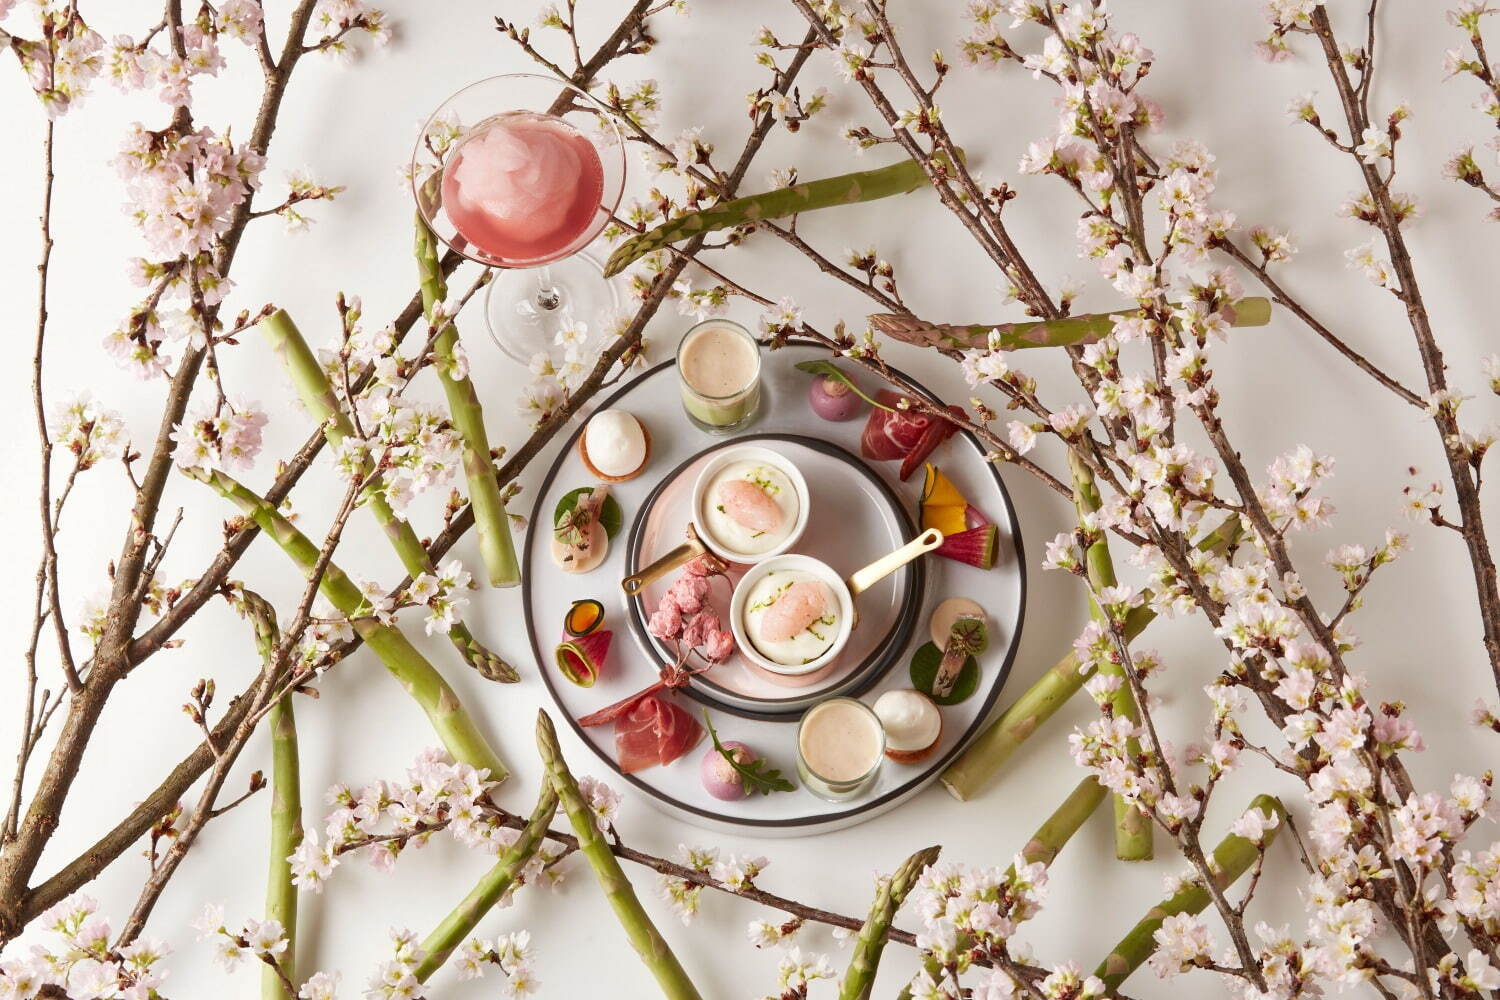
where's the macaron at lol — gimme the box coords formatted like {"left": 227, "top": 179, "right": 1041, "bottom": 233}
{"left": 873, "top": 689, "right": 943, "bottom": 763}
{"left": 579, "top": 409, "right": 651, "bottom": 482}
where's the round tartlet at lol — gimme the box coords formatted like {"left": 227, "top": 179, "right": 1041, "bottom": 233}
{"left": 579, "top": 409, "right": 651, "bottom": 482}
{"left": 930, "top": 596, "right": 986, "bottom": 648}
{"left": 873, "top": 689, "right": 943, "bottom": 763}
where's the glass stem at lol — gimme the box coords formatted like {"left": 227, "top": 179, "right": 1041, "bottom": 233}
{"left": 533, "top": 265, "right": 561, "bottom": 312}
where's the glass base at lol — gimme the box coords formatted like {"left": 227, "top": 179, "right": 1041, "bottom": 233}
{"left": 681, "top": 383, "right": 762, "bottom": 435}
{"left": 484, "top": 251, "right": 620, "bottom": 365}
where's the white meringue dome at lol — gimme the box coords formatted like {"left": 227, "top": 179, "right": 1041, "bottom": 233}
{"left": 583, "top": 409, "right": 647, "bottom": 478}
{"left": 873, "top": 689, "right": 942, "bottom": 753}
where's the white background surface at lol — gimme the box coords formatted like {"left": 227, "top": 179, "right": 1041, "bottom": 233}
{"left": 3, "top": 1, "right": 1499, "bottom": 997}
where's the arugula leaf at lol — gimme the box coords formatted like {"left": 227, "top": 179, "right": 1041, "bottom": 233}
{"left": 702, "top": 712, "right": 795, "bottom": 796}
{"left": 794, "top": 359, "right": 897, "bottom": 413}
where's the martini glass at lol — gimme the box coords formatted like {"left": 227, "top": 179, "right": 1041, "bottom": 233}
{"left": 412, "top": 74, "right": 627, "bottom": 365}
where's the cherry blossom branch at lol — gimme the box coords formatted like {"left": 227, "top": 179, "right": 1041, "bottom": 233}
{"left": 1082, "top": 575, "right": 1266, "bottom": 988}
{"left": 0, "top": 0, "right": 328, "bottom": 943}
{"left": 1215, "top": 237, "right": 1424, "bottom": 407}
{"left": 27, "top": 118, "right": 79, "bottom": 696}
{"left": 9, "top": 119, "right": 63, "bottom": 855}
{"left": 1303, "top": 4, "right": 1500, "bottom": 694}
{"left": 332, "top": 795, "right": 1072, "bottom": 985}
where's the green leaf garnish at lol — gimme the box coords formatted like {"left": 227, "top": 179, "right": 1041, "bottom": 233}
{"left": 554, "top": 487, "right": 624, "bottom": 539}
{"left": 794, "top": 359, "right": 897, "bottom": 413}
{"left": 909, "top": 641, "right": 980, "bottom": 705}
{"left": 703, "top": 712, "right": 795, "bottom": 796}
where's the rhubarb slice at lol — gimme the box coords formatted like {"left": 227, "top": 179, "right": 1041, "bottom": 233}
{"left": 936, "top": 524, "right": 998, "bottom": 570}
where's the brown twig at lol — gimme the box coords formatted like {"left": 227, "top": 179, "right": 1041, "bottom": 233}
{"left": 1301, "top": 5, "right": 1500, "bottom": 698}
{"left": 10, "top": 118, "right": 65, "bottom": 853}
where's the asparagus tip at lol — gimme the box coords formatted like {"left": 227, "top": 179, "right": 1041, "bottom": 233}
{"left": 535, "top": 708, "right": 558, "bottom": 749}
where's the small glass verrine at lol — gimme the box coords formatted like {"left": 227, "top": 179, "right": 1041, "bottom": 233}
{"left": 675, "top": 319, "right": 762, "bottom": 434}
{"left": 796, "top": 697, "right": 886, "bottom": 802}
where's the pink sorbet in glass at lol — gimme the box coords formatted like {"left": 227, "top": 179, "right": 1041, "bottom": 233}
{"left": 440, "top": 111, "right": 605, "bottom": 265}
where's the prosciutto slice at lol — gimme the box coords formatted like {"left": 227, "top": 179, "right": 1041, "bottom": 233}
{"left": 861, "top": 391, "right": 965, "bottom": 479}
{"left": 615, "top": 696, "right": 704, "bottom": 773}
{"left": 898, "top": 404, "right": 964, "bottom": 481}
{"left": 861, "top": 391, "right": 938, "bottom": 461}
{"left": 577, "top": 680, "right": 667, "bottom": 727}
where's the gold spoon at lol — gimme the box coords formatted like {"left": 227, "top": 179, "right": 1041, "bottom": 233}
{"left": 621, "top": 524, "right": 727, "bottom": 597}
{"left": 844, "top": 527, "right": 944, "bottom": 628}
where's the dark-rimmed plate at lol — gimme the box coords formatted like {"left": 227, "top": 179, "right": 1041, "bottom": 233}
{"left": 624, "top": 433, "right": 924, "bottom": 719}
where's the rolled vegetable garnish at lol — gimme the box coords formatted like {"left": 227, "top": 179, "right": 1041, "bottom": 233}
{"left": 555, "top": 629, "right": 613, "bottom": 688}
{"left": 564, "top": 598, "right": 606, "bottom": 637}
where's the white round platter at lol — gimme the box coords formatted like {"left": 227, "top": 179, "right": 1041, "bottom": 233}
{"left": 520, "top": 342, "right": 1026, "bottom": 837}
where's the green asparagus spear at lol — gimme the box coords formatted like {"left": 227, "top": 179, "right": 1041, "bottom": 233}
{"left": 258, "top": 308, "right": 517, "bottom": 682}
{"left": 604, "top": 152, "right": 962, "bottom": 277}
{"left": 1012, "top": 776, "right": 1109, "bottom": 871}
{"left": 1094, "top": 794, "right": 1286, "bottom": 990}
{"left": 414, "top": 215, "right": 520, "bottom": 588}
{"left": 1068, "top": 448, "right": 1152, "bottom": 862}
{"left": 414, "top": 782, "right": 559, "bottom": 982}
{"left": 941, "top": 515, "right": 1243, "bottom": 801}
{"left": 536, "top": 710, "right": 701, "bottom": 1000}
{"left": 237, "top": 593, "right": 302, "bottom": 1000}
{"left": 184, "top": 466, "right": 508, "bottom": 782}
{"left": 840, "top": 845, "right": 941, "bottom": 1000}
{"left": 869, "top": 297, "right": 1271, "bottom": 351}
